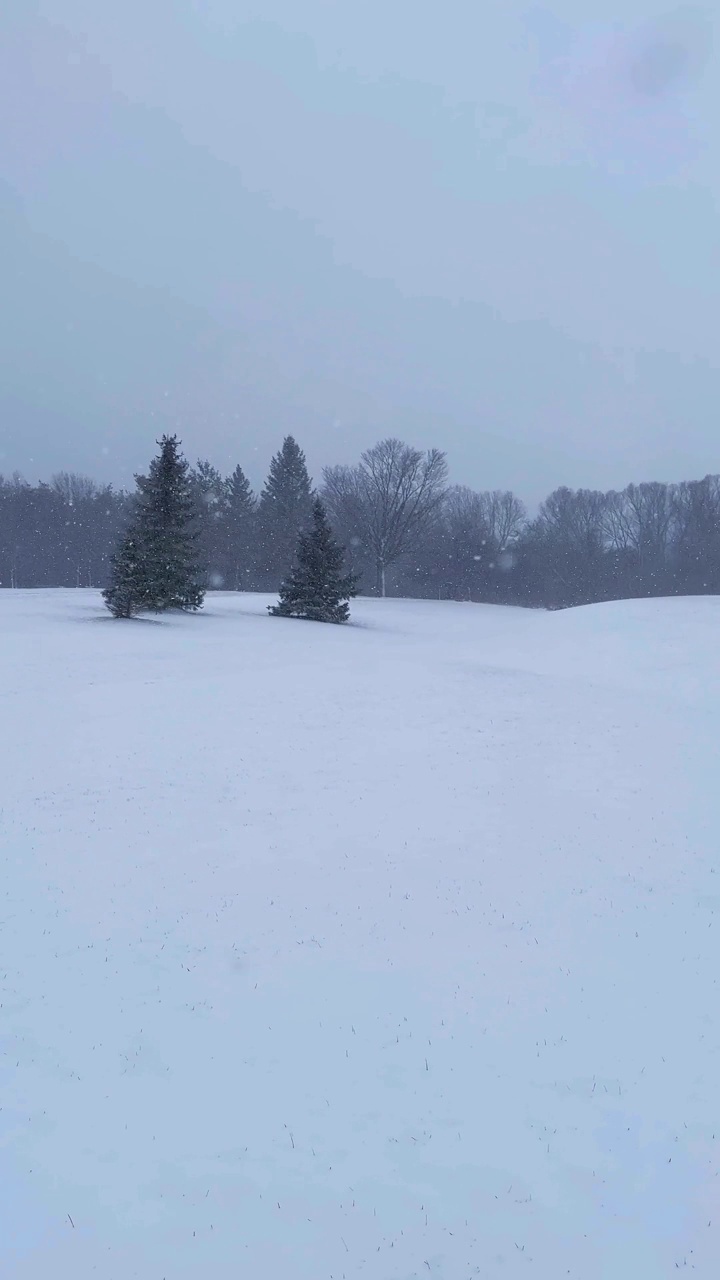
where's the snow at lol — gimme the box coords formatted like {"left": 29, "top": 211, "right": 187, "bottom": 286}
{"left": 2, "top": 589, "right": 719, "bottom": 1278}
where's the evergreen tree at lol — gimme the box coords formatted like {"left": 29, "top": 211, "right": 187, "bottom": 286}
{"left": 224, "top": 464, "right": 257, "bottom": 589}
{"left": 189, "top": 459, "right": 229, "bottom": 587}
{"left": 102, "top": 529, "right": 148, "bottom": 617}
{"left": 269, "top": 498, "right": 358, "bottom": 623}
{"left": 103, "top": 435, "right": 204, "bottom": 616}
{"left": 137, "top": 436, "right": 205, "bottom": 610}
{"left": 256, "top": 436, "right": 313, "bottom": 587}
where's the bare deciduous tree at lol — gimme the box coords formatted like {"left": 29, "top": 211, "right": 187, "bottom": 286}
{"left": 51, "top": 472, "right": 100, "bottom": 504}
{"left": 533, "top": 487, "right": 609, "bottom": 606}
{"left": 672, "top": 475, "right": 720, "bottom": 591}
{"left": 604, "top": 482, "right": 673, "bottom": 567}
{"left": 443, "top": 485, "right": 488, "bottom": 531}
{"left": 324, "top": 438, "right": 448, "bottom": 595}
{"left": 476, "top": 489, "right": 526, "bottom": 552}
{"left": 539, "top": 487, "right": 608, "bottom": 549}
{"left": 438, "top": 486, "right": 494, "bottom": 600}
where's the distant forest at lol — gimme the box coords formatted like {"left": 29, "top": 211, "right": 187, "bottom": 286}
{"left": 1, "top": 436, "right": 719, "bottom": 608}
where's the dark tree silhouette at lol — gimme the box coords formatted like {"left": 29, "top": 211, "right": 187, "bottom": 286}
{"left": 269, "top": 498, "right": 357, "bottom": 623}
{"left": 256, "top": 437, "right": 313, "bottom": 588}
{"left": 102, "top": 531, "right": 148, "bottom": 618}
{"left": 224, "top": 464, "right": 257, "bottom": 589}
{"left": 103, "top": 436, "right": 204, "bottom": 617}
{"left": 324, "top": 439, "right": 448, "bottom": 596}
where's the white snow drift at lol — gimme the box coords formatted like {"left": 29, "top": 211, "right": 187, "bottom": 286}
{"left": 1, "top": 590, "right": 719, "bottom": 1278}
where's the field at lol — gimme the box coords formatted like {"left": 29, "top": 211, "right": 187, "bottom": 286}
{"left": 2, "top": 589, "right": 719, "bottom": 1278}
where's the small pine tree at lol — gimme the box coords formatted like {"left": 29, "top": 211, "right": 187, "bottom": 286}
{"left": 102, "top": 529, "right": 148, "bottom": 617}
{"left": 269, "top": 498, "right": 358, "bottom": 623}
{"left": 103, "top": 435, "right": 205, "bottom": 616}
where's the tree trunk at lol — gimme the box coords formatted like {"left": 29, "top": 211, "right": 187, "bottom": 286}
{"left": 376, "top": 561, "right": 386, "bottom": 597}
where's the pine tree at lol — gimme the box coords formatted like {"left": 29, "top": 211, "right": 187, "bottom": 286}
{"left": 138, "top": 436, "right": 205, "bottom": 610}
{"left": 256, "top": 436, "right": 313, "bottom": 587}
{"left": 102, "top": 528, "right": 148, "bottom": 617}
{"left": 189, "top": 459, "right": 229, "bottom": 588}
{"left": 224, "top": 464, "right": 257, "bottom": 590}
{"left": 103, "top": 436, "right": 205, "bottom": 616}
{"left": 269, "top": 498, "right": 358, "bottom": 623}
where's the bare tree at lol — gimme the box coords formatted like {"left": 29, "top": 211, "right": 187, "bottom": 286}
{"left": 605, "top": 482, "right": 673, "bottom": 563}
{"left": 672, "top": 475, "right": 720, "bottom": 591}
{"left": 539, "top": 487, "right": 608, "bottom": 547}
{"left": 603, "top": 481, "right": 675, "bottom": 596}
{"left": 51, "top": 472, "right": 100, "bottom": 504}
{"left": 603, "top": 490, "right": 635, "bottom": 554}
{"left": 476, "top": 490, "right": 526, "bottom": 552}
{"left": 444, "top": 485, "right": 488, "bottom": 530}
{"left": 439, "top": 486, "right": 493, "bottom": 600}
{"left": 673, "top": 475, "right": 720, "bottom": 543}
{"left": 324, "top": 439, "right": 448, "bottom": 595}
{"left": 532, "top": 487, "right": 609, "bottom": 606}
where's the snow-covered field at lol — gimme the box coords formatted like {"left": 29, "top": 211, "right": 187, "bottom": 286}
{"left": 2, "top": 589, "right": 719, "bottom": 1279}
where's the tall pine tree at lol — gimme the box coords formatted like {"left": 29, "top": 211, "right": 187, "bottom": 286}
{"left": 269, "top": 498, "right": 357, "bottom": 623}
{"left": 103, "top": 436, "right": 205, "bottom": 616}
{"left": 256, "top": 436, "right": 313, "bottom": 587}
{"left": 189, "top": 459, "right": 229, "bottom": 587}
{"left": 224, "top": 464, "right": 257, "bottom": 589}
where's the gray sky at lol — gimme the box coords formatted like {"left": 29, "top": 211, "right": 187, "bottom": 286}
{"left": 1, "top": 2, "right": 718, "bottom": 502}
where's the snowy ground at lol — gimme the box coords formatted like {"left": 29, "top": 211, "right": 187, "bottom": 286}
{"left": 2, "top": 589, "right": 719, "bottom": 1279}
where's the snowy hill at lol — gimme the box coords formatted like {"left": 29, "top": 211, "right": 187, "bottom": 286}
{"left": 2, "top": 590, "right": 719, "bottom": 1279}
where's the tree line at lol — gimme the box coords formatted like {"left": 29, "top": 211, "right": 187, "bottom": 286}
{"left": 1, "top": 436, "right": 718, "bottom": 607}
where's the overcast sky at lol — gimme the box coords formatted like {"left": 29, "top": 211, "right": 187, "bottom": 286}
{"left": 1, "top": 2, "right": 718, "bottom": 502}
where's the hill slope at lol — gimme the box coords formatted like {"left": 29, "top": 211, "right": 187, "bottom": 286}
{"left": 2, "top": 591, "right": 719, "bottom": 1278}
